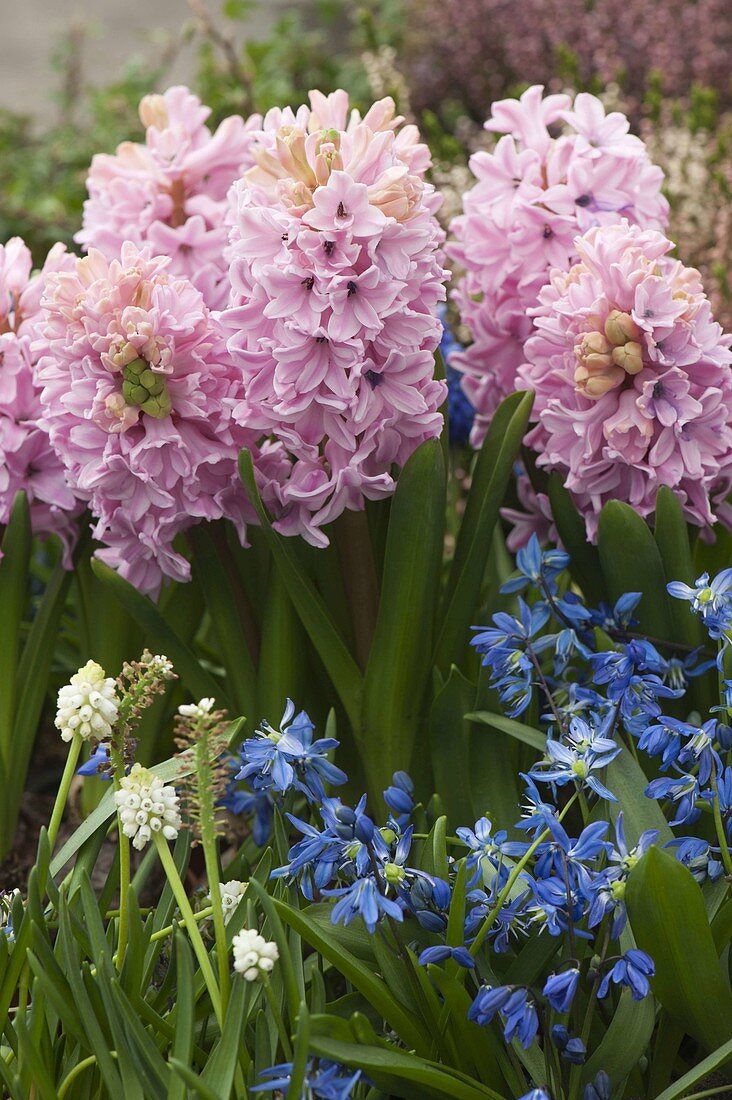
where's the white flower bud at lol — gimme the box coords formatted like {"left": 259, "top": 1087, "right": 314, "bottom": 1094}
{"left": 212, "top": 880, "right": 248, "bottom": 924}
{"left": 232, "top": 927, "right": 279, "bottom": 981}
{"left": 55, "top": 661, "right": 119, "bottom": 742}
{"left": 178, "top": 698, "right": 216, "bottom": 720}
{"left": 113, "top": 763, "right": 181, "bottom": 850}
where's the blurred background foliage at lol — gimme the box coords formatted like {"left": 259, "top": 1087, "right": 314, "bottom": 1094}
{"left": 3, "top": 0, "right": 732, "bottom": 325}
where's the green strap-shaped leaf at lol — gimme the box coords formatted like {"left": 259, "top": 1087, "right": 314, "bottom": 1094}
{"left": 0, "top": 492, "right": 31, "bottom": 762}
{"left": 90, "top": 558, "right": 226, "bottom": 705}
{"left": 626, "top": 846, "right": 732, "bottom": 1050}
{"left": 653, "top": 1033, "right": 732, "bottom": 1099}
{"left": 581, "top": 988, "right": 655, "bottom": 1087}
{"left": 429, "top": 668, "right": 477, "bottom": 827}
{"left": 547, "top": 474, "right": 607, "bottom": 606}
{"left": 307, "top": 1033, "right": 506, "bottom": 1100}
{"left": 597, "top": 501, "right": 673, "bottom": 641}
{"left": 605, "top": 748, "right": 673, "bottom": 846}
{"left": 466, "top": 711, "right": 546, "bottom": 752}
{"left": 238, "top": 450, "right": 362, "bottom": 729}
{"left": 361, "top": 439, "right": 445, "bottom": 792}
{"left": 199, "top": 976, "right": 250, "bottom": 1094}
{"left": 271, "top": 895, "right": 432, "bottom": 1056}
{"left": 189, "top": 525, "right": 258, "bottom": 717}
{"left": 435, "top": 391, "right": 534, "bottom": 672}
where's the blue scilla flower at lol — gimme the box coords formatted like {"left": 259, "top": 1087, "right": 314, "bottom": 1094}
{"left": 520, "top": 1090, "right": 552, "bottom": 1100}
{"left": 383, "top": 770, "right": 414, "bottom": 827}
{"left": 666, "top": 837, "right": 724, "bottom": 884}
{"left": 543, "top": 968, "right": 580, "bottom": 1013}
{"left": 676, "top": 718, "right": 721, "bottom": 785}
{"left": 534, "top": 817, "right": 611, "bottom": 889}
{"left": 77, "top": 742, "right": 113, "bottom": 779}
{"left": 583, "top": 1071, "right": 612, "bottom": 1100}
{"left": 501, "top": 534, "right": 570, "bottom": 596}
{"left": 516, "top": 774, "right": 559, "bottom": 837}
{"left": 586, "top": 812, "right": 658, "bottom": 937}
{"left": 253, "top": 1058, "right": 362, "bottom": 1099}
{"left": 589, "top": 592, "right": 642, "bottom": 634}
{"left": 418, "top": 943, "right": 475, "bottom": 968}
{"left": 237, "top": 700, "right": 347, "bottom": 803}
{"left": 638, "top": 717, "right": 684, "bottom": 769}
{"left": 224, "top": 785, "right": 273, "bottom": 848}
{"left": 668, "top": 569, "right": 732, "bottom": 641}
{"left": 645, "top": 770, "right": 703, "bottom": 826}
{"left": 324, "top": 876, "right": 404, "bottom": 934}
{"left": 529, "top": 717, "right": 620, "bottom": 801}
{"left": 597, "top": 949, "right": 654, "bottom": 1001}
{"left": 457, "top": 817, "right": 527, "bottom": 884}
{"left": 464, "top": 887, "right": 529, "bottom": 952}
{"left": 551, "top": 1024, "right": 586, "bottom": 1064}
{"left": 468, "top": 985, "right": 539, "bottom": 1049}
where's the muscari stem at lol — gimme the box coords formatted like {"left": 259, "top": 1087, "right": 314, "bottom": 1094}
{"left": 153, "top": 832, "right": 223, "bottom": 1027}
{"left": 47, "top": 733, "right": 83, "bottom": 852}
{"left": 109, "top": 742, "right": 131, "bottom": 971}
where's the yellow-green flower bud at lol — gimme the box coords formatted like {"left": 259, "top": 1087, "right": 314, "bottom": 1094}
{"left": 122, "top": 358, "right": 172, "bottom": 419}
{"left": 604, "top": 309, "right": 642, "bottom": 346}
{"left": 611, "top": 341, "right": 644, "bottom": 375}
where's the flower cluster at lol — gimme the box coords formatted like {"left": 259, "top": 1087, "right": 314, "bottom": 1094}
{"left": 518, "top": 221, "right": 732, "bottom": 540}
{"left": 77, "top": 86, "right": 260, "bottom": 308}
{"left": 37, "top": 244, "right": 256, "bottom": 595}
{"left": 114, "top": 763, "right": 182, "bottom": 850}
{"left": 221, "top": 89, "right": 447, "bottom": 546}
{"left": 449, "top": 85, "right": 668, "bottom": 444}
{"left": 231, "top": 927, "right": 279, "bottom": 981}
{"left": 55, "top": 660, "right": 119, "bottom": 743}
{"left": 215, "top": 880, "right": 248, "bottom": 924}
{"left": 0, "top": 238, "right": 78, "bottom": 557}
{"left": 253, "top": 1059, "right": 362, "bottom": 1098}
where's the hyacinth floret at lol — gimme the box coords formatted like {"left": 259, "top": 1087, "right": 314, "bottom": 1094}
{"left": 449, "top": 85, "right": 669, "bottom": 444}
{"left": 37, "top": 243, "right": 256, "bottom": 594}
{"left": 77, "top": 86, "right": 261, "bottom": 307}
{"left": 0, "top": 237, "right": 78, "bottom": 558}
{"left": 518, "top": 220, "right": 732, "bottom": 542}
{"left": 221, "top": 88, "right": 447, "bottom": 546}
{"left": 55, "top": 660, "right": 119, "bottom": 743}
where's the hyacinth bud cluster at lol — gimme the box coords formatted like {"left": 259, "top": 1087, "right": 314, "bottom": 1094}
{"left": 518, "top": 221, "right": 732, "bottom": 540}
{"left": 231, "top": 927, "right": 279, "bottom": 981}
{"left": 76, "top": 87, "right": 260, "bottom": 308}
{"left": 55, "top": 660, "right": 120, "bottom": 743}
{"left": 0, "top": 238, "right": 78, "bottom": 558}
{"left": 36, "top": 244, "right": 257, "bottom": 595}
{"left": 221, "top": 89, "right": 448, "bottom": 547}
{"left": 449, "top": 85, "right": 669, "bottom": 444}
{"left": 114, "top": 762, "right": 182, "bottom": 850}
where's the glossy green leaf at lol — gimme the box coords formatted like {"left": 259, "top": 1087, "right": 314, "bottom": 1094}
{"left": 547, "top": 474, "right": 606, "bottom": 606}
{"left": 0, "top": 491, "right": 31, "bottom": 759}
{"left": 362, "top": 438, "right": 445, "bottom": 792}
{"left": 466, "top": 711, "right": 545, "bottom": 752}
{"left": 653, "top": 1033, "right": 732, "bottom": 1099}
{"left": 605, "top": 748, "right": 673, "bottom": 846}
{"left": 239, "top": 450, "right": 362, "bottom": 728}
{"left": 435, "top": 391, "right": 534, "bottom": 671}
{"left": 626, "top": 845, "right": 732, "bottom": 1050}
{"left": 597, "top": 501, "right": 673, "bottom": 641}
{"left": 199, "top": 976, "right": 249, "bottom": 1094}
{"left": 429, "top": 667, "right": 477, "bottom": 826}
{"left": 582, "top": 988, "right": 655, "bottom": 1086}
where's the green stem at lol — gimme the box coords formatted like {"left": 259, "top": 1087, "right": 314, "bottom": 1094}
{"left": 153, "top": 832, "right": 223, "bottom": 1027}
{"left": 710, "top": 765, "right": 732, "bottom": 878}
{"left": 262, "top": 976, "right": 292, "bottom": 1059}
{"left": 57, "top": 1053, "right": 112, "bottom": 1099}
{"left": 202, "top": 840, "right": 231, "bottom": 1016}
{"left": 47, "top": 733, "right": 83, "bottom": 851}
{"left": 109, "top": 742, "right": 131, "bottom": 971}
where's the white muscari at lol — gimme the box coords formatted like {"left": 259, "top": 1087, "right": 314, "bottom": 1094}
{"left": 178, "top": 697, "right": 215, "bottom": 720}
{"left": 114, "top": 763, "right": 182, "bottom": 850}
{"left": 212, "top": 880, "right": 248, "bottom": 923}
{"left": 232, "top": 927, "right": 279, "bottom": 981}
{"left": 55, "top": 660, "right": 119, "bottom": 743}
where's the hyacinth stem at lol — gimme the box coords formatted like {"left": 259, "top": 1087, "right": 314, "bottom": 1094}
{"left": 47, "top": 732, "right": 83, "bottom": 852}
{"left": 153, "top": 832, "right": 223, "bottom": 1027}
{"left": 335, "top": 508, "right": 380, "bottom": 672}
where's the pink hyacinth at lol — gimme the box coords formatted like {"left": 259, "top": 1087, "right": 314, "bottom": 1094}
{"left": 449, "top": 86, "right": 669, "bottom": 445}
{"left": 36, "top": 243, "right": 256, "bottom": 595}
{"left": 76, "top": 86, "right": 261, "bottom": 308}
{"left": 0, "top": 238, "right": 78, "bottom": 559}
{"left": 517, "top": 220, "right": 732, "bottom": 540}
{"left": 220, "top": 89, "right": 447, "bottom": 546}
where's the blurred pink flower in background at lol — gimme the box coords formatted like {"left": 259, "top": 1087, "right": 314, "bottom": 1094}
{"left": 37, "top": 243, "right": 256, "bottom": 594}
{"left": 76, "top": 86, "right": 260, "bottom": 308}
{"left": 221, "top": 89, "right": 447, "bottom": 546}
{"left": 0, "top": 238, "right": 78, "bottom": 559}
{"left": 449, "top": 86, "right": 668, "bottom": 445}
{"left": 518, "top": 220, "right": 732, "bottom": 540}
